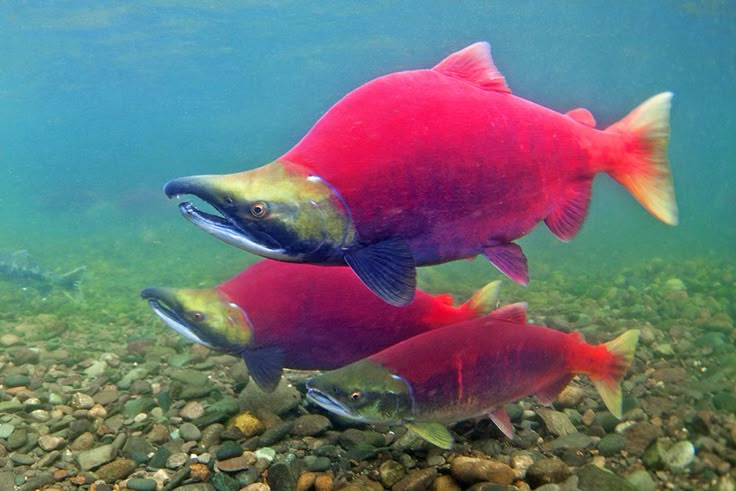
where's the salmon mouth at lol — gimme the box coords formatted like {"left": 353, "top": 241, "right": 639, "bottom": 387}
{"left": 305, "top": 385, "right": 360, "bottom": 421}
{"left": 140, "top": 287, "right": 214, "bottom": 348}
{"left": 174, "top": 200, "right": 290, "bottom": 260}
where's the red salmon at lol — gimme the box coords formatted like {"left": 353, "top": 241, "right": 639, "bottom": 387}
{"left": 141, "top": 259, "right": 499, "bottom": 391}
{"left": 165, "top": 42, "right": 677, "bottom": 305}
{"left": 306, "top": 303, "right": 639, "bottom": 449}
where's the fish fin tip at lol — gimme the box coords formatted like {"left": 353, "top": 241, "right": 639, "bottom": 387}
{"left": 482, "top": 243, "right": 528, "bottom": 286}
{"left": 242, "top": 346, "right": 285, "bottom": 393}
{"left": 489, "top": 302, "right": 527, "bottom": 323}
{"left": 544, "top": 179, "right": 593, "bottom": 241}
{"left": 405, "top": 421, "right": 454, "bottom": 449}
{"left": 433, "top": 41, "right": 511, "bottom": 93}
{"left": 593, "top": 329, "right": 640, "bottom": 417}
{"left": 606, "top": 92, "right": 678, "bottom": 226}
{"left": 488, "top": 407, "right": 515, "bottom": 439}
{"left": 535, "top": 374, "right": 574, "bottom": 406}
{"left": 566, "top": 108, "right": 596, "bottom": 127}
{"left": 344, "top": 238, "right": 416, "bottom": 306}
{"left": 463, "top": 280, "right": 502, "bottom": 315}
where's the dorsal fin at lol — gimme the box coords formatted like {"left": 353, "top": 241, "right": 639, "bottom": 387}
{"left": 433, "top": 42, "right": 511, "bottom": 93}
{"left": 489, "top": 302, "right": 527, "bottom": 323}
{"left": 565, "top": 108, "right": 596, "bottom": 127}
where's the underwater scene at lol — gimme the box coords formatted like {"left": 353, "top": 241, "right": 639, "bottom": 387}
{"left": 1, "top": 2, "right": 735, "bottom": 491}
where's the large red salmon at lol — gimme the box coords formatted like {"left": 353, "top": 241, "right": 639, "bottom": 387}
{"left": 306, "top": 303, "right": 639, "bottom": 449}
{"left": 164, "top": 42, "right": 677, "bottom": 306}
{"left": 141, "top": 259, "right": 499, "bottom": 391}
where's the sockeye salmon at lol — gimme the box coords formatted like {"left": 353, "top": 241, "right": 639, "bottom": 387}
{"left": 164, "top": 41, "right": 677, "bottom": 306}
{"left": 141, "top": 259, "right": 500, "bottom": 391}
{"left": 306, "top": 303, "right": 639, "bottom": 449}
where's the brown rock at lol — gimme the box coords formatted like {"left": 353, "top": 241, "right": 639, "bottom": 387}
{"left": 216, "top": 453, "right": 258, "bottom": 473}
{"left": 297, "top": 471, "right": 317, "bottom": 491}
{"left": 555, "top": 385, "right": 586, "bottom": 408}
{"left": 392, "top": 467, "right": 438, "bottom": 491}
{"left": 431, "top": 475, "right": 462, "bottom": 491}
{"left": 525, "top": 458, "right": 570, "bottom": 488}
{"left": 652, "top": 367, "right": 688, "bottom": 384}
{"left": 190, "top": 462, "right": 211, "bottom": 481}
{"left": 450, "top": 456, "right": 514, "bottom": 485}
{"left": 622, "top": 422, "right": 661, "bottom": 456}
{"left": 95, "top": 458, "right": 136, "bottom": 483}
{"left": 315, "top": 473, "right": 334, "bottom": 491}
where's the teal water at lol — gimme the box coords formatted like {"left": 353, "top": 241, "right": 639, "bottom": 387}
{"left": 1, "top": 2, "right": 735, "bottom": 488}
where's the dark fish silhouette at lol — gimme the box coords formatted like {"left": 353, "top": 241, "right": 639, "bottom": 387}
{"left": 0, "top": 251, "right": 85, "bottom": 299}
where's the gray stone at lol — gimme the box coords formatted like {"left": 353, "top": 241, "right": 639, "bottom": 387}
{"left": 180, "top": 422, "right": 202, "bottom": 441}
{"left": 624, "top": 469, "right": 656, "bottom": 491}
{"left": 238, "top": 380, "right": 301, "bottom": 416}
{"left": 117, "top": 367, "right": 149, "bottom": 389}
{"left": 3, "top": 374, "right": 30, "bottom": 387}
{"left": 548, "top": 432, "right": 594, "bottom": 450}
{"left": 598, "top": 433, "right": 626, "bottom": 456}
{"left": 122, "top": 435, "right": 154, "bottom": 463}
{"left": 576, "top": 464, "right": 636, "bottom": 491}
{"left": 16, "top": 472, "right": 54, "bottom": 491}
{"left": 71, "top": 392, "right": 95, "bottom": 409}
{"left": 379, "top": 459, "right": 405, "bottom": 488}
{"left": 259, "top": 421, "right": 294, "bottom": 446}
{"left": 0, "top": 471, "right": 16, "bottom": 491}
{"left": 77, "top": 443, "right": 116, "bottom": 471}
{"left": 10, "top": 452, "right": 35, "bottom": 465}
{"left": 126, "top": 478, "right": 158, "bottom": 491}
{"left": 38, "top": 435, "right": 66, "bottom": 451}
{"left": 266, "top": 462, "right": 296, "bottom": 491}
{"left": 93, "top": 389, "right": 119, "bottom": 405}
{"left": 166, "top": 368, "right": 209, "bottom": 387}
{"left": 536, "top": 408, "right": 577, "bottom": 437}
{"left": 291, "top": 414, "right": 331, "bottom": 436}
{"left": 179, "top": 400, "right": 205, "bottom": 421}
{"left": 195, "top": 397, "right": 240, "bottom": 426}
{"left": 215, "top": 440, "right": 244, "bottom": 460}
{"left": 0, "top": 423, "right": 15, "bottom": 439}
{"left": 167, "top": 452, "right": 189, "bottom": 469}
{"left": 6, "top": 427, "right": 27, "bottom": 450}
{"left": 622, "top": 422, "right": 661, "bottom": 456}
{"left": 304, "top": 455, "right": 331, "bottom": 472}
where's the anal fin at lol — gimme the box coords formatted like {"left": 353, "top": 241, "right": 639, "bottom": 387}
{"left": 544, "top": 179, "right": 592, "bottom": 241}
{"left": 536, "top": 374, "right": 574, "bottom": 406}
{"left": 488, "top": 406, "right": 515, "bottom": 439}
{"left": 344, "top": 237, "right": 416, "bottom": 306}
{"left": 482, "top": 243, "right": 528, "bottom": 286}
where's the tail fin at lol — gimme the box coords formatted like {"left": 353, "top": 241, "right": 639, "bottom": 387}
{"left": 591, "top": 329, "right": 640, "bottom": 418}
{"left": 57, "top": 266, "right": 86, "bottom": 292}
{"left": 605, "top": 92, "right": 678, "bottom": 225}
{"left": 460, "top": 280, "right": 501, "bottom": 315}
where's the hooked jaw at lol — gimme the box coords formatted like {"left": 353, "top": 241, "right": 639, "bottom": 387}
{"left": 163, "top": 161, "right": 355, "bottom": 264}
{"left": 140, "top": 286, "right": 253, "bottom": 352}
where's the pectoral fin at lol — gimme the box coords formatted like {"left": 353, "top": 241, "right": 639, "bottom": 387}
{"left": 344, "top": 238, "right": 416, "bottom": 306}
{"left": 405, "top": 421, "right": 454, "bottom": 449}
{"left": 482, "top": 243, "right": 529, "bottom": 286}
{"left": 242, "top": 346, "right": 285, "bottom": 393}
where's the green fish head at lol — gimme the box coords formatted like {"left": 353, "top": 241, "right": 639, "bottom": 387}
{"left": 141, "top": 286, "right": 253, "bottom": 352}
{"left": 306, "top": 359, "right": 414, "bottom": 425}
{"left": 163, "top": 161, "right": 356, "bottom": 263}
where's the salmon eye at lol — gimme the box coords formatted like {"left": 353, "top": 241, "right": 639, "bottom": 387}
{"left": 250, "top": 201, "right": 269, "bottom": 218}
{"left": 223, "top": 196, "right": 235, "bottom": 207}
{"left": 349, "top": 390, "right": 362, "bottom": 401}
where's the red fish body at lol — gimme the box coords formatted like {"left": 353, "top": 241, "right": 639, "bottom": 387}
{"left": 218, "top": 260, "right": 494, "bottom": 369}
{"left": 165, "top": 42, "right": 676, "bottom": 305}
{"left": 281, "top": 43, "right": 675, "bottom": 274}
{"left": 141, "top": 259, "right": 499, "bottom": 391}
{"left": 306, "top": 304, "right": 639, "bottom": 447}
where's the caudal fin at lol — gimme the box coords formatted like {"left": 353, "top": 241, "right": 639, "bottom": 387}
{"left": 591, "top": 329, "right": 640, "bottom": 418}
{"left": 460, "top": 280, "right": 501, "bottom": 315}
{"left": 57, "top": 266, "right": 86, "bottom": 292}
{"left": 605, "top": 92, "right": 678, "bottom": 225}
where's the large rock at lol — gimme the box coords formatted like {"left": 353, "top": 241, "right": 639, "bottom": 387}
{"left": 450, "top": 456, "right": 514, "bottom": 485}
